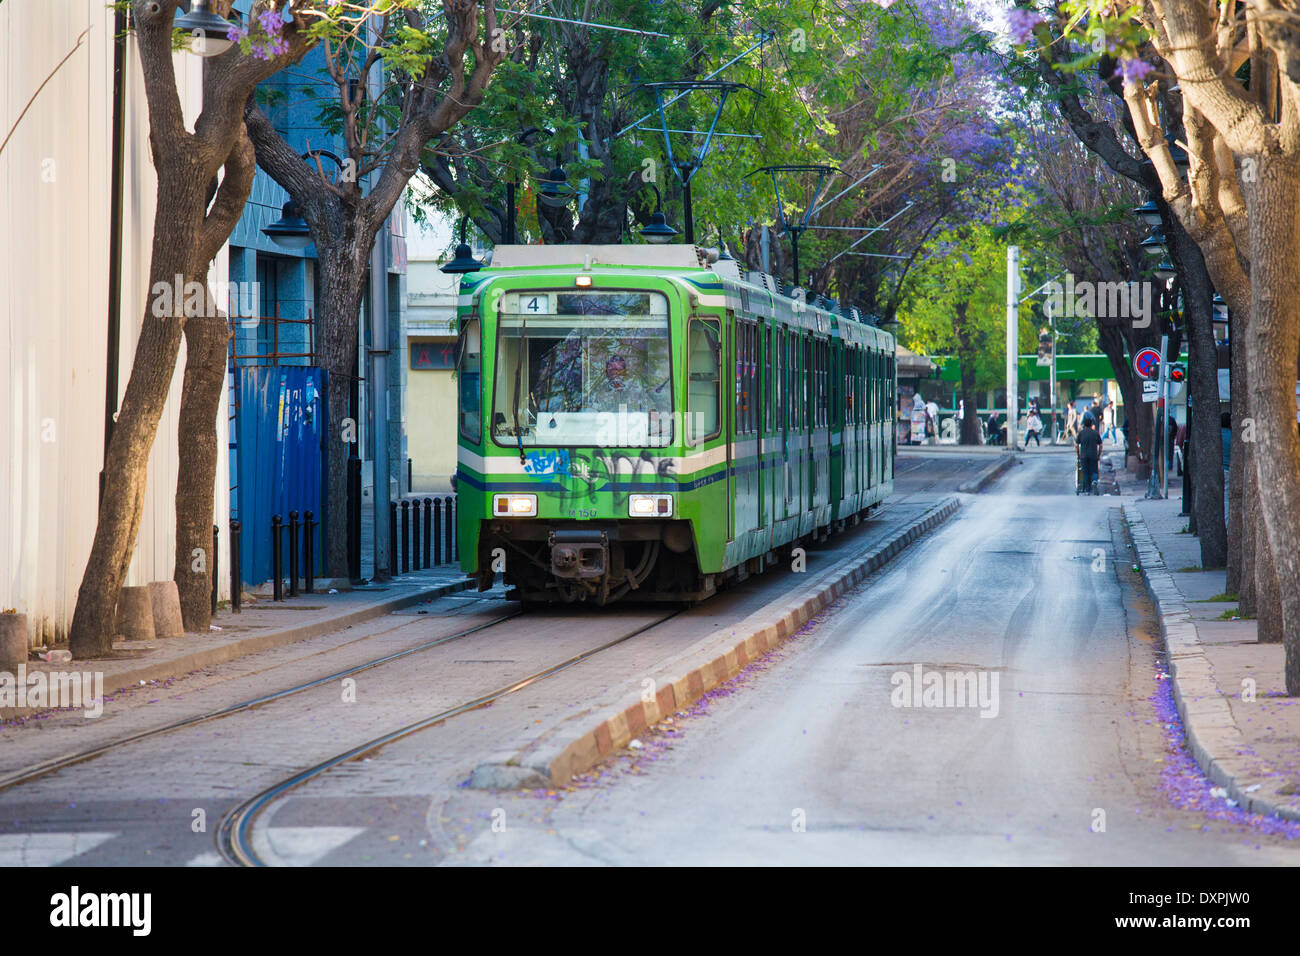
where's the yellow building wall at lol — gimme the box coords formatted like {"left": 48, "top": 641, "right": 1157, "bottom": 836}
{"left": 406, "top": 337, "right": 459, "bottom": 492}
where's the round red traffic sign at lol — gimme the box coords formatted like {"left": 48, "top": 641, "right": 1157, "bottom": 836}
{"left": 1134, "top": 348, "right": 1161, "bottom": 379}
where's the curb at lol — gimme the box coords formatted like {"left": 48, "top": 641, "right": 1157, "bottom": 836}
{"left": 1122, "top": 504, "right": 1300, "bottom": 823}
{"left": 956, "top": 453, "right": 1015, "bottom": 494}
{"left": 470, "top": 495, "right": 962, "bottom": 790}
{"left": 3, "top": 578, "right": 473, "bottom": 720}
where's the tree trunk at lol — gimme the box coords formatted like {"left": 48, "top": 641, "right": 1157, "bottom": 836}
{"left": 1256, "top": 518, "right": 1283, "bottom": 644}
{"left": 952, "top": 300, "right": 981, "bottom": 445}
{"left": 69, "top": 180, "right": 204, "bottom": 657}
{"left": 1242, "top": 155, "right": 1300, "bottom": 692}
{"left": 172, "top": 310, "right": 229, "bottom": 632}
{"left": 1173, "top": 227, "right": 1226, "bottom": 568}
{"left": 317, "top": 247, "right": 369, "bottom": 579}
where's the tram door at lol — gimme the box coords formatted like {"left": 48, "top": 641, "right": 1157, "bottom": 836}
{"left": 759, "top": 320, "right": 768, "bottom": 532}
{"left": 726, "top": 312, "right": 735, "bottom": 543}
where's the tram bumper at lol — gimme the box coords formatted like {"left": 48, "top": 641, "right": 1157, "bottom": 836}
{"left": 548, "top": 528, "right": 610, "bottom": 580}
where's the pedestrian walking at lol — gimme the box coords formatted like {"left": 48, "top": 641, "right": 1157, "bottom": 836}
{"left": 1167, "top": 411, "right": 1179, "bottom": 471}
{"left": 1025, "top": 410, "right": 1043, "bottom": 447}
{"left": 1076, "top": 416, "right": 1103, "bottom": 494}
{"left": 1101, "top": 400, "right": 1117, "bottom": 444}
{"left": 910, "top": 393, "right": 927, "bottom": 446}
{"left": 1065, "top": 404, "right": 1080, "bottom": 442}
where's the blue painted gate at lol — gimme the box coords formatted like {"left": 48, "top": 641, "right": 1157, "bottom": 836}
{"left": 235, "top": 366, "right": 327, "bottom": 586}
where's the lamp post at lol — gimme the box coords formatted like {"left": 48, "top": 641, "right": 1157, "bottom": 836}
{"left": 748, "top": 164, "right": 838, "bottom": 289}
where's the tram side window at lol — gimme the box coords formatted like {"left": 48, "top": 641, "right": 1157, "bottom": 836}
{"left": 457, "top": 318, "right": 482, "bottom": 443}
{"left": 737, "top": 321, "right": 752, "bottom": 435}
{"left": 773, "top": 327, "right": 782, "bottom": 430}
{"left": 688, "top": 318, "right": 722, "bottom": 444}
{"left": 764, "top": 324, "right": 772, "bottom": 432}
{"left": 750, "top": 325, "right": 758, "bottom": 433}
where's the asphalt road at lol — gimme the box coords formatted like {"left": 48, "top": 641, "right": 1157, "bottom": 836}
{"left": 12, "top": 450, "right": 1276, "bottom": 867}
{"left": 436, "top": 453, "right": 1300, "bottom": 865}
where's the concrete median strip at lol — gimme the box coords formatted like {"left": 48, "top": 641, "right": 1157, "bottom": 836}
{"left": 1123, "top": 505, "right": 1300, "bottom": 823}
{"left": 955, "top": 453, "right": 1015, "bottom": 494}
{"left": 469, "top": 495, "right": 962, "bottom": 790}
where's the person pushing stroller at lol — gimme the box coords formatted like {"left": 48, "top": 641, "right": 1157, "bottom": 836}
{"left": 1075, "top": 416, "right": 1103, "bottom": 494}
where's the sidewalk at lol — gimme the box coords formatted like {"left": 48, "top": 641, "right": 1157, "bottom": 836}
{"left": 4, "top": 565, "right": 471, "bottom": 721}
{"left": 1122, "top": 470, "right": 1300, "bottom": 823}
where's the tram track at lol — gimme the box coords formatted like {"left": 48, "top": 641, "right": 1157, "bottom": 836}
{"left": 216, "top": 608, "right": 684, "bottom": 866}
{"left": 0, "top": 607, "right": 522, "bottom": 794}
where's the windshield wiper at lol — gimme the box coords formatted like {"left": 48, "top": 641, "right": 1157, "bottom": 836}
{"left": 511, "top": 315, "right": 527, "bottom": 465}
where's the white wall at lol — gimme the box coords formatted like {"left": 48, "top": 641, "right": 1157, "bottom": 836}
{"left": 0, "top": 0, "right": 230, "bottom": 646}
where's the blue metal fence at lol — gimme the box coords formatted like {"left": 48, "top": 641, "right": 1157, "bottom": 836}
{"left": 235, "top": 366, "right": 326, "bottom": 586}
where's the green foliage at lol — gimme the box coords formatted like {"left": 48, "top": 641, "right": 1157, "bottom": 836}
{"left": 897, "top": 217, "right": 1036, "bottom": 391}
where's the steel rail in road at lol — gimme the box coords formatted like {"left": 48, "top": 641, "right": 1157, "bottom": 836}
{"left": 0, "top": 604, "right": 521, "bottom": 794}
{"left": 217, "top": 609, "right": 685, "bottom": 867}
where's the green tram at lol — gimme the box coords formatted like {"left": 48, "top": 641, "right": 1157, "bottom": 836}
{"left": 453, "top": 245, "right": 896, "bottom": 604}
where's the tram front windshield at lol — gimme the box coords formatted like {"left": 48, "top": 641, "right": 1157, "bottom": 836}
{"left": 493, "top": 290, "right": 673, "bottom": 447}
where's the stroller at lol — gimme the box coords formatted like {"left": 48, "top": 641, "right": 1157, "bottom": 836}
{"left": 1075, "top": 446, "right": 1099, "bottom": 495}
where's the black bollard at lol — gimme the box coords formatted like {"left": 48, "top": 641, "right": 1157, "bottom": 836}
{"left": 304, "top": 510, "right": 315, "bottom": 594}
{"left": 423, "top": 497, "right": 433, "bottom": 567}
{"left": 347, "top": 457, "right": 362, "bottom": 581}
{"left": 445, "top": 495, "right": 455, "bottom": 562}
{"left": 432, "top": 497, "right": 443, "bottom": 565}
{"left": 229, "top": 520, "right": 242, "bottom": 614}
{"left": 1180, "top": 435, "right": 1194, "bottom": 521}
{"left": 412, "top": 498, "right": 422, "bottom": 571}
{"left": 401, "top": 499, "right": 411, "bottom": 573}
{"left": 211, "top": 524, "right": 219, "bottom": 615}
{"left": 271, "top": 514, "right": 284, "bottom": 601}
{"left": 388, "top": 500, "right": 398, "bottom": 577}
{"left": 288, "top": 510, "right": 300, "bottom": 597}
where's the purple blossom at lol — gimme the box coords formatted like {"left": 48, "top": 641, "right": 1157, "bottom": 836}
{"left": 1006, "top": 7, "right": 1045, "bottom": 45}
{"left": 1115, "top": 58, "right": 1155, "bottom": 86}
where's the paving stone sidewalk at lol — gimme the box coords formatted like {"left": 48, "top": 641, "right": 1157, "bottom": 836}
{"left": 4, "top": 565, "right": 471, "bottom": 720}
{"left": 1122, "top": 466, "right": 1300, "bottom": 822}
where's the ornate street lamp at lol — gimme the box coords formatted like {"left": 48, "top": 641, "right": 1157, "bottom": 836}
{"left": 748, "top": 164, "right": 838, "bottom": 288}
{"left": 175, "top": 1, "right": 236, "bottom": 57}
{"left": 1140, "top": 228, "right": 1168, "bottom": 257}
{"left": 538, "top": 165, "right": 579, "bottom": 208}
{"left": 639, "top": 184, "right": 678, "bottom": 244}
{"left": 1133, "top": 199, "right": 1162, "bottom": 227}
{"left": 263, "top": 201, "right": 311, "bottom": 250}
{"left": 263, "top": 150, "right": 348, "bottom": 249}
{"left": 442, "top": 218, "right": 484, "bottom": 274}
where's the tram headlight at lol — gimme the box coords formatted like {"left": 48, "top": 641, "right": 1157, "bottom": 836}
{"left": 629, "top": 494, "right": 673, "bottom": 517}
{"left": 493, "top": 493, "right": 537, "bottom": 517}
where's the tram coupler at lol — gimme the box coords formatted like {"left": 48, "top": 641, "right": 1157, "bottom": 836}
{"left": 548, "top": 528, "right": 609, "bottom": 580}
